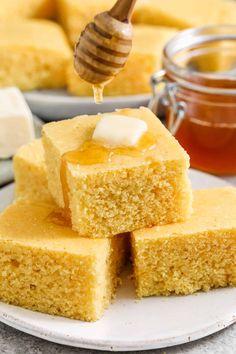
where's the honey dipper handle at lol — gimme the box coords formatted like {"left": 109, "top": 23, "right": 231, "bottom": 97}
{"left": 109, "top": 0, "right": 138, "bottom": 22}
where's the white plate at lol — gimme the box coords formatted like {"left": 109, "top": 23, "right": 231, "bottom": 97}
{"left": 0, "top": 170, "right": 235, "bottom": 352}
{"left": 24, "top": 90, "right": 151, "bottom": 121}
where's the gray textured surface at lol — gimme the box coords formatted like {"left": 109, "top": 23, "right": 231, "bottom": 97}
{"left": 0, "top": 322, "right": 235, "bottom": 354}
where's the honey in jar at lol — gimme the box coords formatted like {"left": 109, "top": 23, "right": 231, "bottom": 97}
{"left": 150, "top": 25, "right": 236, "bottom": 175}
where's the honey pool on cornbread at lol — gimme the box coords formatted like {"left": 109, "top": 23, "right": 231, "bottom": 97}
{"left": 58, "top": 123, "right": 156, "bottom": 223}
{"left": 42, "top": 107, "right": 192, "bottom": 238}
{"left": 0, "top": 200, "right": 128, "bottom": 321}
{"left": 132, "top": 187, "right": 236, "bottom": 298}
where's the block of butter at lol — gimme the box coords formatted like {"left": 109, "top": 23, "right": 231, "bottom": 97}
{"left": 92, "top": 115, "right": 148, "bottom": 148}
{"left": 0, "top": 87, "right": 35, "bottom": 159}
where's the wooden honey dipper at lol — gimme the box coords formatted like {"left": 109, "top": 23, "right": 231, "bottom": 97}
{"left": 74, "top": 0, "right": 138, "bottom": 103}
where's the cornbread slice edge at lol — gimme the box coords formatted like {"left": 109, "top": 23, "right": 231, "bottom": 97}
{"left": 43, "top": 107, "right": 192, "bottom": 238}
{"left": 131, "top": 187, "right": 236, "bottom": 297}
{"left": 0, "top": 200, "right": 128, "bottom": 321}
{"left": 14, "top": 139, "right": 54, "bottom": 203}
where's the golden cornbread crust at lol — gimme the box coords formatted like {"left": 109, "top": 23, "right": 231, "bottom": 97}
{"left": 43, "top": 107, "right": 192, "bottom": 238}
{"left": 14, "top": 139, "right": 53, "bottom": 203}
{"left": 67, "top": 25, "right": 177, "bottom": 96}
{"left": 131, "top": 187, "right": 236, "bottom": 297}
{"left": 0, "top": 201, "right": 128, "bottom": 321}
{"left": 0, "top": 20, "right": 71, "bottom": 90}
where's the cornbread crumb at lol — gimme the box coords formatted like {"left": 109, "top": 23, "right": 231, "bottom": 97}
{"left": 43, "top": 107, "right": 192, "bottom": 238}
{"left": 0, "top": 20, "right": 71, "bottom": 90}
{"left": 14, "top": 139, "right": 53, "bottom": 203}
{"left": 131, "top": 188, "right": 236, "bottom": 297}
{"left": 67, "top": 25, "right": 177, "bottom": 96}
{"left": 0, "top": 200, "right": 128, "bottom": 321}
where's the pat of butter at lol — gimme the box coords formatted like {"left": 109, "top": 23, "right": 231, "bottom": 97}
{"left": 92, "top": 115, "right": 148, "bottom": 148}
{"left": 0, "top": 87, "right": 35, "bottom": 159}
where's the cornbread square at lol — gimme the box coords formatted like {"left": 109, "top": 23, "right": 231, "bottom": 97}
{"left": 131, "top": 188, "right": 236, "bottom": 297}
{"left": 57, "top": 0, "right": 114, "bottom": 46}
{"left": 0, "top": 20, "right": 71, "bottom": 91}
{"left": 67, "top": 25, "right": 177, "bottom": 96}
{"left": 43, "top": 107, "right": 192, "bottom": 238}
{"left": 0, "top": 200, "right": 128, "bottom": 321}
{"left": 14, "top": 139, "right": 54, "bottom": 203}
{"left": 0, "top": 0, "right": 56, "bottom": 20}
{"left": 133, "top": 0, "right": 222, "bottom": 29}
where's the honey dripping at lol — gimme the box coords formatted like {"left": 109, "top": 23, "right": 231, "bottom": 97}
{"left": 92, "top": 84, "right": 104, "bottom": 104}
{"left": 49, "top": 132, "right": 156, "bottom": 226}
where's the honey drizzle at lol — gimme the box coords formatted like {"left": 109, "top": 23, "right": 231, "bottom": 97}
{"left": 62, "top": 131, "right": 156, "bottom": 166}
{"left": 93, "top": 84, "right": 104, "bottom": 104}
{"left": 49, "top": 131, "right": 157, "bottom": 226}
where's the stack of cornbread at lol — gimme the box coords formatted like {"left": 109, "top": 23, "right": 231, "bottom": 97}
{"left": 0, "top": 0, "right": 236, "bottom": 96}
{"left": 0, "top": 107, "right": 235, "bottom": 321}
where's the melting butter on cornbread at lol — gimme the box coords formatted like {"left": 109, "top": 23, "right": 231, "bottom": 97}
{"left": 56, "top": 114, "right": 156, "bottom": 221}
{"left": 42, "top": 107, "right": 192, "bottom": 238}
{"left": 92, "top": 115, "right": 148, "bottom": 148}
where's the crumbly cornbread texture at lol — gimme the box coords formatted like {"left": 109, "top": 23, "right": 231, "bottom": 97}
{"left": 43, "top": 107, "right": 192, "bottom": 238}
{"left": 67, "top": 25, "right": 177, "bottom": 96}
{"left": 14, "top": 139, "right": 53, "bottom": 203}
{"left": 133, "top": 0, "right": 222, "bottom": 29}
{"left": 0, "top": 20, "right": 71, "bottom": 90}
{"left": 131, "top": 187, "right": 236, "bottom": 297}
{"left": 57, "top": 0, "right": 114, "bottom": 46}
{"left": 0, "top": 200, "right": 128, "bottom": 321}
{"left": 0, "top": 0, "right": 56, "bottom": 20}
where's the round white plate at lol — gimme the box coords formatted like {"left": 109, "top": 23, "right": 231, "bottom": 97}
{"left": 0, "top": 170, "right": 235, "bottom": 352}
{"left": 24, "top": 90, "right": 151, "bottom": 121}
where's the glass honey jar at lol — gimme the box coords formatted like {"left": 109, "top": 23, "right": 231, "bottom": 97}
{"left": 149, "top": 25, "right": 236, "bottom": 176}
